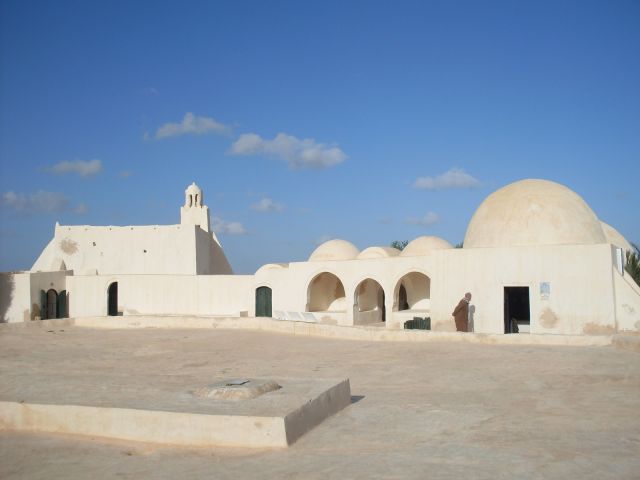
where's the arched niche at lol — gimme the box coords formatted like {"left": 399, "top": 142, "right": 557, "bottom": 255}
{"left": 394, "top": 272, "right": 431, "bottom": 312}
{"left": 306, "top": 272, "right": 346, "bottom": 312}
{"left": 353, "top": 278, "right": 385, "bottom": 325}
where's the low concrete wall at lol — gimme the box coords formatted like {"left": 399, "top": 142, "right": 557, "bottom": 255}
{"left": 69, "top": 315, "right": 614, "bottom": 347}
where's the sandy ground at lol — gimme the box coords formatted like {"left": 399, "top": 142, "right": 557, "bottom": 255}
{"left": 1, "top": 325, "right": 639, "bottom": 479}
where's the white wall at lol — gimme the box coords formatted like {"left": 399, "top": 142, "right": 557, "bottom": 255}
{"left": 0, "top": 273, "right": 30, "bottom": 323}
{"left": 68, "top": 274, "right": 253, "bottom": 318}
{"left": 254, "top": 243, "right": 623, "bottom": 335}
{"left": 0, "top": 271, "right": 70, "bottom": 322}
{"left": 33, "top": 224, "right": 209, "bottom": 275}
{"left": 613, "top": 268, "right": 640, "bottom": 332}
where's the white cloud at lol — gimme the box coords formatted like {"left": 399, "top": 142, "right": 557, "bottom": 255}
{"left": 413, "top": 168, "right": 480, "bottom": 190}
{"left": 406, "top": 212, "right": 440, "bottom": 226}
{"left": 1, "top": 190, "right": 70, "bottom": 214}
{"left": 155, "top": 112, "right": 230, "bottom": 139}
{"left": 45, "top": 159, "right": 102, "bottom": 177}
{"left": 229, "top": 132, "right": 347, "bottom": 169}
{"left": 212, "top": 216, "right": 247, "bottom": 235}
{"left": 251, "top": 197, "right": 284, "bottom": 213}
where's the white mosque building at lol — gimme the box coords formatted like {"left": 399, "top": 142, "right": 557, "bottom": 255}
{"left": 1, "top": 179, "right": 639, "bottom": 336}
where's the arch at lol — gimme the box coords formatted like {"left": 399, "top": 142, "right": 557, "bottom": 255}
{"left": 393, "top": 272, "right": 431, "bottom": 312}
{"left": 353, "top": 278, "right": 385, "bottom": 325}
{"left": 255, "top": 286, "right": 272, "bottom": 317}
{"left": 107, "top": 282, "right": 118, "bottom": 316}
{"left": 306, "top": 272, "right": 346, "bottom": 312}
{"left": 46, "top": 289, "right": 58, "bottom": 320}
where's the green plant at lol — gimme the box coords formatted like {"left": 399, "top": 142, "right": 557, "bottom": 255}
{"left": 390, "top": 240, "right": 408, "bottom": 251}
{"left": 625, "top": 243, "right": 640, "bottom": 285}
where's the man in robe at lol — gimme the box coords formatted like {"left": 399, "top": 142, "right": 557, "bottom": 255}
{"left": 452, "top": 292, "right": 472, "bottom": 332}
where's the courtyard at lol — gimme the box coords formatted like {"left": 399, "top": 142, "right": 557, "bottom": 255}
{"left": 1, "top": 324, "right": 639, "bottom": 479}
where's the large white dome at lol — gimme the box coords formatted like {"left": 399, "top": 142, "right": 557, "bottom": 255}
{"left": 309, "top": 239, "right": 360, "bottom": 261}
{"left": 464, "top": 179, "right": 606, "bottom": 248}
{"left": 601, "top": 221, "right": 634, "bottom": 254}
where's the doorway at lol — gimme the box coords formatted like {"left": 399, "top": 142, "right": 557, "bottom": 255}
{"left": 255, "top": 286, "right": 272, "bottom": 317}
{"left": 46, "top": 289, "right": 58, "bottom": 320}
{"left": 354, "top": 278, "right": 385, "bottom": 325}
{"left": 108, "top": 282, "right": 118, "bottom": 316}
{"left": 504, "top": 287, "right": 530, "bottom": 333}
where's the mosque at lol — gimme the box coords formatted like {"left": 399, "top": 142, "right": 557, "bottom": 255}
{"left": 1, "top": 179, "right": 639, "bottom": 335}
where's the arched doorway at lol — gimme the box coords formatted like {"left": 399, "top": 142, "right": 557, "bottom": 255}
{"left": 307, "top": 272, "right": 346, "bottom": 311}
{"left": 394, "top": 272, "right": 430, "bottom": 312}
{"left": 107, "top": 282, "right": 118, "bottom": 316}
{"left": 354, "top": 278, "right": 385, "bottom": 325}
{"left": 46, "top": 289, "right": 58, "bottom": 320}
{"left": 255, "top": 286, "right": 272, "bottom": 317}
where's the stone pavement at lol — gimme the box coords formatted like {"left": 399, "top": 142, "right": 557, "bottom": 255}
{"left": 1, "top": 325, "right": 639, "bottom": 479}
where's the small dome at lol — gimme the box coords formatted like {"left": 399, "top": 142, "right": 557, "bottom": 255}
{"left": 186, "top": 182, "right": 202, "bottom": 194}
{"left": 464, "top": 179, "right": 606, "bottom": 248}
{"left": 184, "top": 182, "right": 204, "bottom": 207}
{"left": 255, "top": 263, "right": 289, "bottom": 275}
{"left": 601, "top": 221, "right": 634, "bottom": 254}
{"left": 357, "top": 246, "right": 401, "bottom": 259}
{"left": 401, "top": 236, "right": 453, "bottom": 256}
{"left": 309, "top": 239, "right": 360, "bottom": 262}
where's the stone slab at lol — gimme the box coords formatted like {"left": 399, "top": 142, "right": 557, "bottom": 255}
{"left": 0, "top": 379, "right": 351, "bottom": 448}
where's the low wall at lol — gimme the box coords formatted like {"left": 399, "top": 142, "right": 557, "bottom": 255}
{"left": 67, "top": 315, "right": 613, "bottom": 347}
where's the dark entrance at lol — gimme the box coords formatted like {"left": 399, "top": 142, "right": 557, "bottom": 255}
{"left": 57, "top": 290, "right": 67, "bottom": 318}
{"left": 255, "top": 286, "right": 272, "bottom": 317}
{"left": 46, "top": 289, "right": 57, "bottom": 319}
{"left": 398, "top": 284, "right": 409, "bottom": 311}
{"left": 504, "top": 287, "right": 530, "bottom": 333}
{"left": 108, "top": 282, "right": 118, "bottom": 316}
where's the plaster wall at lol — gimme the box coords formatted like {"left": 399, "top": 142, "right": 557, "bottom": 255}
{"left": 31, "top": 224, "right": 228, "bottom": 275}
{"left": 0, "top": 271, "right": 69, "bottom": 322}
{"left": 68, "top": 274, "right": 252, "bottom": 318}
{"left": 613, "top": 269, "right": 640, "bottom": 332}
{"left": 194, "top": 227, "right": 233, "bottom": 274}
{"left": 0, "top": 273, "right": 30, "bottom": 323}
{"left": 431, "top": 244, "right": 616, "bottom": 334}
{"left": 254, "top": 243, "right": 619, "bottom": 335}
{"left": 255, "top": 256, "right": 439, "bottom": 327}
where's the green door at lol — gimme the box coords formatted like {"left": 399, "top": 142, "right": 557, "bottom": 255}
{"left": 255, "top": 286, "right": 272, "bottom": 317}
{"left": 57, "top": 290, "right": 67, "bottom": 318}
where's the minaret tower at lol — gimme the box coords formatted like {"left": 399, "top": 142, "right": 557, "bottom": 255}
{"left": 180, "top": 182, "right": 210, "bottom": 232}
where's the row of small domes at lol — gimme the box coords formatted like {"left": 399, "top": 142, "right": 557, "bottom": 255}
{"left": 309, "top": 236, "right": 453, "bottom": 261}
{"left": 308, "top": 179, "right": 633, "bottom": 262}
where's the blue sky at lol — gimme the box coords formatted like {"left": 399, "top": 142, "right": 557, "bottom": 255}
{"left": 1, "top": 0, "right": 639, "bottom": 274}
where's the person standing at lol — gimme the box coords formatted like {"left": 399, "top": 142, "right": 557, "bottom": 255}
{"left": 452, "top": 292, "right": 472, "bottom": 332}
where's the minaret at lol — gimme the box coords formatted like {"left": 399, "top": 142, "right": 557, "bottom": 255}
{"left": 180, "top": 182, "right": 210, "bottom": 232}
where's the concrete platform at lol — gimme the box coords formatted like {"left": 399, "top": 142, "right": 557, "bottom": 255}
{"left": 1, "top": 322, "right": 639, "bottom": 479}
{"left": 0, "top": 378, "right": 351, "bottom": 448}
